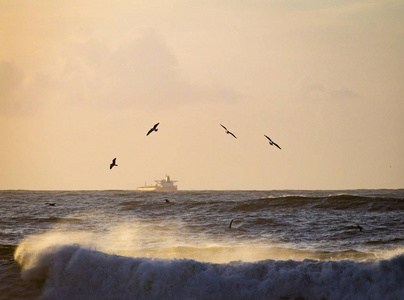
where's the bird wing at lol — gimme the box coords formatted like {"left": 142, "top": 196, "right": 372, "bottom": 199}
{"left": 153, "top": 123, "right": 160, "bottom": 129}
{"left": 146, "top": 128, "right": 153, "bottom": 136}
{"left": 112, "top": 158, "right": 116, "bottom": 164}
{"left": 110, "top": 164, "right": 113, "bottom": 169}
{"left": 264, "top": 135, "right": 271, "bottom": 141}
{"left": 220, "top": 124, "right": 227, "bottom": 131}
{"left": 273, "top": 142, "right": 282, "bottom": 150}
{"left": 229, "top": 132, "right": 237, "bottom": 139}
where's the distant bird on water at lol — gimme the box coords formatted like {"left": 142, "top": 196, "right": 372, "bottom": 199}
{"left": 264, "top": 135, "right": 281, "bottom": 150}
{"left": 147, "top": 123, "right": 160, "bottom": 136}
{"left": 110, "top": 158, "right": 118, "bottom": 169}
{"left": 220, "top": 124, "right": 237, "bottom": 139}
{"left": 45, "top": 203, "right": 56, "bottom": 206}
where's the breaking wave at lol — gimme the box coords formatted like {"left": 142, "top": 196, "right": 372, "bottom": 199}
{"left": 15, "top": 243, "right": 404, "bottom": 300}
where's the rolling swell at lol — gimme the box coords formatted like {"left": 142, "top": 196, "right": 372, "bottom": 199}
{"left": 232, "top": 194, "right": 404, "bottom": 212}
{"left": 15, "top": 244, "right": 404, "bottom": 300}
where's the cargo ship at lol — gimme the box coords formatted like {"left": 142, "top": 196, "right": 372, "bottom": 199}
{"left": 137, "top": 175, "right": 178, "bottom": 191}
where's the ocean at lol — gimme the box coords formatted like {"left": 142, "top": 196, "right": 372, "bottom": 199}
{"left": 1, "top": 189, "right": 404, "bottom": 299}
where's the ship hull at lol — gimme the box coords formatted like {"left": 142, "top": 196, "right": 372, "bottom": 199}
{"left": 136, "top": 186, "right": 158, "bottom": 191}
{"left": 137, "top": 186, "right": 177, "bottom": 191}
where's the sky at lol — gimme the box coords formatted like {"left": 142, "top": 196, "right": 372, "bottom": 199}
{"left": 0, "top": 0, "right": 403, "bottom": 190}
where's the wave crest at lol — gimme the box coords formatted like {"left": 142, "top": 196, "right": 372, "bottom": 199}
{"left": 14, "top": 242, "right": 404, "bottom": 300}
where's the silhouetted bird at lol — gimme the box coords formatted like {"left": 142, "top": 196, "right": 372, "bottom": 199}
{"left": 165, "top": 199, "right": 171, "bottom": 203}
{"left": 264, "top": 135, "right": 281, "bottom": 150}
{"left": 147, "top": 123, "right": 160, "bottom": 136}
{"left": 229, "top": 219, "right": 234, "bottom": 228}
{"left": 220, "top": 124, "right": 237, "bottom": 139}
{"left": 45, "top": 203, "right": 56, "bottom": 206}
{"left": 110, "top": 158, "right": 118, "bottom": 169}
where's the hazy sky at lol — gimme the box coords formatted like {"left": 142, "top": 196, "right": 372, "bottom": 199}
{"left": 1, "top": 0, "right": 403, "bottom": 190}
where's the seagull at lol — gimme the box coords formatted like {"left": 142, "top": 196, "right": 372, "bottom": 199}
{"left": 264, "top": 135, "right": 281, "bottom": 150}
{"left": 110, "top": 158, "right": 118, "bottom": 169}
{"left": 220, "top": 124, "right": 237, "bottom": 139}
{"left": 147, "top": 123, "right": 160, "bottom": 136}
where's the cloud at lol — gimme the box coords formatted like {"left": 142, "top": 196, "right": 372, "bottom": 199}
{"left": 0, "top": 61, "right": 25, "bottom": 114}
{"left": 297, "top": 76, "right": 359, "bottom": 101}
{"left": 60, "top": 31, "right": 241, "bottom": 111}
{"left": 330, "top": 88, "right": 359, "bottom": 99}
{"left": 0, "top": 60, "right": 54, "bottom": 116}
{"left": 0, "top": 61, "right": 23, "bottom": 94}
{"left": 1, "top": 31, "right": 241, "bottom": 116}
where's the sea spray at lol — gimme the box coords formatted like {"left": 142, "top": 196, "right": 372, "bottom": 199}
{"left": 14, "top": 221, "right": 380, "bottom": 265}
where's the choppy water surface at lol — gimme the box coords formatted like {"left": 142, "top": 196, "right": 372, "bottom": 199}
{"left": 1, "top": 190, "right": 404, "bottom": 299}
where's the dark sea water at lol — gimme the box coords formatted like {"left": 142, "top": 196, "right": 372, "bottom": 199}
{"left": 1, "top": 189, "right": 404, "bottom": 299}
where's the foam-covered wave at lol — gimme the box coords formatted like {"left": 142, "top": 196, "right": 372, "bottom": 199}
{"left": 15, "top": 243, "right": 404, "bottom": 300}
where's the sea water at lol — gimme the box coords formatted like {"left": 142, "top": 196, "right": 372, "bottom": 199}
{"left": 1, "top": 190, "right": 404, "bottom": 299}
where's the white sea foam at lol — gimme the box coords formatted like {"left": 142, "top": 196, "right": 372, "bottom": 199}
{"left": 14, "top": 225, "right": 404, "bottom": 300}
{"left": 14, "top": 242, "right": 404, "bottom": 300}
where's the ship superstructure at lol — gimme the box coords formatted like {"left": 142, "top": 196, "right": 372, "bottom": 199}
{"left": 137, "top": 175, "right": 178, "bottom": 191}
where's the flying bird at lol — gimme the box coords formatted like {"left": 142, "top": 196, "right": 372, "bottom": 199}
{"left": 220, "top": 124, "right": 237, "bottom": 139}
{"left": 110, "top": 158, "right": 118, "bottom": 169}
{"left": 147, "top": 123, "right": 160, "bottom": 136}
{"left": 264, "top": 135, "right": 281, "bottom": 150}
